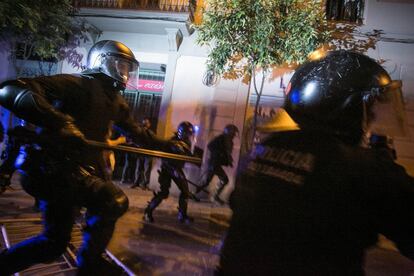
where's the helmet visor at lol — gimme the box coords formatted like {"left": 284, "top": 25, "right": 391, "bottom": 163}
{"left": 366, "top": 81, "right": 407, "bottom": 137}
{"left": 96, "top": 55, "right": 139, "bottom": 89}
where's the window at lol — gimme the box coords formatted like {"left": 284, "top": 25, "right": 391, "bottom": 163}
{"left": 326, "top": 0, "right": 364, "bottom": 23}
{"left": 122, "top": 64, "right": 166, "bottom": 130}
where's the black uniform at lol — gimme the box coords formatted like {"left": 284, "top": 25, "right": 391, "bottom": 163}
{"left": 0, "top": 126, "right": 37, "bottom": 194}
{"left": 145, "top": 134, "right": 193, "bottom": 222}
{"left": 0, "top": 121, "right": 4, "bottom": 143}
{"left": 219, "top": 129, "right": 414, "bottom": 275}
{"left": 197, "top": 133, "right": 233, "bottom": 200}
{"left": 0, "top": 72, "right": 163, "bottom": 275}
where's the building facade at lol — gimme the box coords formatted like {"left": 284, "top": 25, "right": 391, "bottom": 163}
{"left": 1, "top": 0, "right": 414, "bottom": 199}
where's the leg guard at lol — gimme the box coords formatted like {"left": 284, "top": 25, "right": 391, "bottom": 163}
{"left": 174, "top": 174, "right": 193, "bottom": 223}
{"left": 81, "top": 175, "right": 129, "bottom": 220}
{"left": 178, "top": 194, "right": 188, "bottom": 216}
{"left": 0, "top": 200, "right": 74, "bottom": 274}
{"left": 143, "top": 170, "right": 171, "bottom": 222}
{"left": 75, "top": 175, "right": 129, "bottom": 272}
{"left": 177, "top": 198, "right": 193, "bottom": 223}
{"left": 0, "top": 235, "right": 70, "bottom": 274}
{"left": 76, "top": 214, "right": 117, "bottom": 272}
{"left": 143, "top": 196, "right": 162, "bottom": 223}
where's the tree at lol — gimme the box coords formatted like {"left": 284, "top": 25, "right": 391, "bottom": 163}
{"left": 0, "top": 0, "right": 100, "bottom": 130}
{"left": 195, "top": 0, "right": 329, "bottom": 149}
{"left": 0, "top": 0, "right": 98, "bottom": 75}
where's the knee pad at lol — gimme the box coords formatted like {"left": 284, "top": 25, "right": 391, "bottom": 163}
{"left": 106, "top": 189, "right": 129, "bottom": 220}
{"left": 82, "top": 176, "right": 129, "bottom": 219}
{"left": 100, "top": 187, "right": 129, "bottom": 220}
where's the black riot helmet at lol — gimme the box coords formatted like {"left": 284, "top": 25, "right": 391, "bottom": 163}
{"left": 283, "top": 50, "right": 394, "bottom": 145}
{"left": 176, "top": 121, "right": 194, "bottom": 141}
{"left": 86, "top": 40, "right": 139, "bottom": 88}
{"left": 223, "top": 124, "right": 239, "bottom": 138}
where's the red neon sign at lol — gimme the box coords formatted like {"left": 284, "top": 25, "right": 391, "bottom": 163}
{"left": 138, "top": 79, "right": 165, "bottom": 92}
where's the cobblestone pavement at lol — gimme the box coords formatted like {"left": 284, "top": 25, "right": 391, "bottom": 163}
{"left": 0, "top": 176, "right": 231, "bottom": 276}
{"left": 107, "top": 182, "right": 231, "bottom": 276}
{"left": 2, "top": 177, "right": 414, "bottom": 275}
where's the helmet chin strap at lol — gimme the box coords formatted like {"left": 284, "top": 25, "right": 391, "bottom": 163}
{"left": 112, "top": 79, "right": 126, "bottom": 90}
{"left": 92, "top": 71, "right": 124, "bottom": 90}
{"left": 106, "top": 80, "right": 126, "bottom": 92}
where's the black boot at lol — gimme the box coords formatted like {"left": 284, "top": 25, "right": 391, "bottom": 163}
{"left": 177, "top": 195, "right": 193, "bottom": 223}
{"left": 143, "top": 207, "right": 154, "bottom": 223}
{"left": 177, "top": 209, "right": 194, "bottom": 223}
{"left": 143, "top": 198, "right": 161, "bottom": 223}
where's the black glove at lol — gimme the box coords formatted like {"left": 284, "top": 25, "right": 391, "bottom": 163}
{"left": 170, "top": 140, "right": 192, "bottom": 155}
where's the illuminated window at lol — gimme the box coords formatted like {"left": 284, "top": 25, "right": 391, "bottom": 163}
{"left": 326, "top": 0, "right": 364, "bottom": 23}
{"left": 122, "top": 63, "right": 165, "bottom": 130}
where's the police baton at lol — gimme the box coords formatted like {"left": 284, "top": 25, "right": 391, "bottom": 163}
{"left": 85, "top": 140, "right": 202, "bottom": 165}
{"left": 5, "top": 130, "right": 202, "bottom": 165}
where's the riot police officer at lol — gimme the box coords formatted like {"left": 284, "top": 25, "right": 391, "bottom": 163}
{"left": 0, "top": 40, "right": 167, "bottom": 275}
{"left": 0, "top": 123, "right": 38, "bottom": 200}
{"left": 218, "top": 50, "right": 414, "bottom": 275}
{"left": 196, "top": 124, "right": 238, "bottom": 204}
{"left": 144, "top": 121, "right": 195, "bottom": 223}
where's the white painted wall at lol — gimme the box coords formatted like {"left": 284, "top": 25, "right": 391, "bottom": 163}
{"left": 161, "top": 35, "right": 255, "bottom": 199}
{"left": 363, "top": 0, "right": 414, "bottom": 175}
{"left": 149, "top": 55, "right": 216, "bottom": 196}
{"left": 60, "top": 31, "right": 171, "bottom": 74}
{"left": 168, "top": 56, "right": 212, "bottom": 133}
{"left": 145, "top": 48, "right": 251, "bottom": 199}
{"left": 364, "top": 0, "right": 414, "bottom": 34}
{"left": 99, "top": 32, "right": 170, "bottom": 53}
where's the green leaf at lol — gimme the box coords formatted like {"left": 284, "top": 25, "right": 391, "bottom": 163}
{"left": 196, "top": 0, "right": 330, "bottom": 78}
{"left": 0, "top": 0, "right": 99, "bottom": 69}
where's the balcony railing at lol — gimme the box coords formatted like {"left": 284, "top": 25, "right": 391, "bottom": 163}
{"left": 326, "top": 0, "right": 364, "bottom": 24}
{"left": 72, "top": 0, "right": 194, "bottom": 13}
